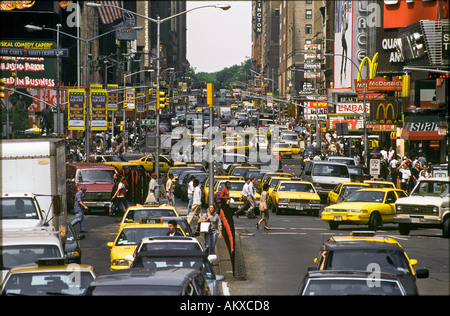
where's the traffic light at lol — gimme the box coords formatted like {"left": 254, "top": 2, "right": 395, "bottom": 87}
{"left": 0, "top": 78, "right": 5, "bottom": 100}
{"left": 157, "top": 90, "right": 166, "bottom": 109}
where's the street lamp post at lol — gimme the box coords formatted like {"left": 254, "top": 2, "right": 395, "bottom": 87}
{"left": 123, "top": 69, "right": 154, "bottom": 153}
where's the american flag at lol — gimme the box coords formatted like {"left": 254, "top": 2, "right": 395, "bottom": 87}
{"left": 96, "top": 1, "right": 124, "bottom": 26}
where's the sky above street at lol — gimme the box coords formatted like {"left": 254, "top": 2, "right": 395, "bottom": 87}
{"left": 186, "top": 0, "right": 252, "bottom": 73}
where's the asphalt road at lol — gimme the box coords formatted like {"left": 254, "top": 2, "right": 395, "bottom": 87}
{"left": 71, "top": 155, "right": 449, "bottom": 296}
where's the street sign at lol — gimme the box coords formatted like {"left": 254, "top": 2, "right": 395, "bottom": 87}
{"left": 0, "top": 48, "right": 69, "bottom": 58}
{"left": 370, "top": 159, "right": 381, "bottom": 176}
{"left": 141, "top": 119, "right": 156, "bottom": 126}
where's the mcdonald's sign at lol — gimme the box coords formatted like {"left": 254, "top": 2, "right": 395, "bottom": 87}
{"left": 357, "top": 53, "right": 378, "bottom": 83}
{"left": 375, "top": 102, "right": 397, "bottom": 124}
{"left": 390, "top": 131, "right": 397, "bottom": 140}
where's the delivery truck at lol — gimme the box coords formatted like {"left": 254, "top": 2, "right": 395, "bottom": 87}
{"left": 0, "top": 139, "right": 67, "bottom": 244}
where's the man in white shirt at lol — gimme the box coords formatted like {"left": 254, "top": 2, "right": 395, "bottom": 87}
{"left": 236, "top": 178, "right": 254, "bottom": 218}
{"left": 187, "top": 179, "right": 202, "bottom": 225}
{"left": 166, "top": 174, "right": 174, "bottom": 206}
{"left": 187, "top": 175, "right": 195, "bottom": 212}
{"left": 246, "top": 177, "right": 256, "bottom": 218}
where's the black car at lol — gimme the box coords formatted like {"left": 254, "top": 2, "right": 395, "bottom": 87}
{"left": 130, "top": 250, "right": 224, "bottom": 296}
{"left": 84, "top": 267, "right": 210, "bottom": 296}
{"left": 310, "top": 234, "right": 429, "bottom": 295}
{"left": 174, "top": 170, "right": 204, "bottom": 198}
{"left": 298, "top": 270, "right": 407, "bottom": 296}
{"left": 65, "top": 223, "right": 85, "bottom": 264}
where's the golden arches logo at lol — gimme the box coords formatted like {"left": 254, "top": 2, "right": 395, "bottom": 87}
{"left": 376, "top": 102, "right": 396, "bottom": 124}
{"left": 357, "top": 53, "right": 379, "bottom": 82}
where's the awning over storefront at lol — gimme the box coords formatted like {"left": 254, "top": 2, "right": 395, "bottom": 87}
{"left": 401, "top": 114, "right": 445, "bottom": 141}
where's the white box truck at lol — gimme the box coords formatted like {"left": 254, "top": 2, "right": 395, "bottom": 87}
{"left": 0, "top": 139, "right": 67, "bottom": 243}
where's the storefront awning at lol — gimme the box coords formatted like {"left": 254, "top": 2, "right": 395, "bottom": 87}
{"left": 401, "top": 114, "right": 445, "bottom": 141}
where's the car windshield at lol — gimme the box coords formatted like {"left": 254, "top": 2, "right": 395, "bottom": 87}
{"left": 411, "top": 181, "right": 449, "bottom": 198}
{"left": 326, "top": 249, "right": 413, "bottom": 275}
{"left": 269, "top": 179, "right": 283, "bottom": 188}
{"left": 344, "top": 190, "right": 385, "bottom": 203}
{"left": 102, "top": 155, "right": 122, "bottom": 162}
{"left": 281, "top": 135, "right": 298, "bottom": 141}
{"left": 313, "top": 165, "right": 349, "bottom": 177}
{"left": 0, "top": 245, "right": 61, "bottom": 269}
{"left": 132, "top": 256, "right": 214, "bottom": 277}
{"left": 302, "top": 278, "right": 404, "bottom": 296}
{"left": 278, "top": 183, "right": 314, "bottom": 192}
{"left": 0, "top": 198, "right": 39, "bottom": 220}
{"left": 139, "top": 242, "right": 201, "bottom": 252}
{"left": 217, "top": 182, "right": 244, "bottom": 192}
{"left": 341, "top": 185, "right": 368, "bottom": 198}
{"left": 276, "top": 143, "right": 290, "bottom": 148}
{"left": 115, "top": 227, "right": 182, "bottom": 246}
{"left": 124, "top": 209, "right": 177, "bottom": 223}
{"left": 76, "top": 169, "right": 115, "bottom": 183}
{"left": 2, "top": 271, "right": 94, "bottom": 296}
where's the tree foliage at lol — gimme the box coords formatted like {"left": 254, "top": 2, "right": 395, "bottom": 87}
{"left": 185, "top": 58, "right": 251, "bottom": 90}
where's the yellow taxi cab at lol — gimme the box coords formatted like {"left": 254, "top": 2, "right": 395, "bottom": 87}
{"left": 269, "top": 179, "right": 321, "bottom": 215}
{"left": 201, "top": 175, "right": 240, "bottom": 206}
{"left": 217, "top": 140, "right": 249, "bottom": 155}
{"left": 321, "top": 188, "right": 408, "bottom": 230}
{"left": 272, "top": 142, "right": 300, "bottom": 158}
{"left": 83, "top": 154, "right": 140, "bottom": 171}
{"left": 213, "top": 179, "right": 260, "bottom": 210}
{"left": 312, "top": 231, "right": 429, "bottom": 295}
{"left": 229, "top": 165, "right": 257, "bottom": 177}
{"left": 108, "top": 218, "right": 186, "bottom": 270}
{"left": 264, "top": 176, "right": 288, "bottom": 197}
{"left": 260, "top": 171, "right": 293, "bottom": 187}
{"left": 364, "top": 180, "right": 396, "bottom": 188}
{"left": 118, "top": 204, "right": 180, "bottom": 231}
{"left": 327, "top": 182, "right": 370, "bottom": 205}
{"left": 1, "top": 258, "right": 97, "bottom": 296}
{"left": 128, "top": 154, "right": 173, "bottom": 173}
{"left": 192, "top": 136, "right": 209, "bottom": 149}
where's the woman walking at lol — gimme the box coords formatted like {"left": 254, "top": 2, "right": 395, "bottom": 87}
{"left": 198, "top": 204, "right": 222, "bottom": 255}
{"left": 256, "top": 183, "right": 270, "bottom": 230}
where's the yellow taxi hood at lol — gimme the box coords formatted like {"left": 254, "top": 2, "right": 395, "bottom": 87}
{"left": 277, "top": 191, "right": 319, "bottom": 199}
{"left": 325, "top": 201, "right": 379, "bottom": 210}
{"left": 111, "top": 244, "right": 137, "bottom": 259}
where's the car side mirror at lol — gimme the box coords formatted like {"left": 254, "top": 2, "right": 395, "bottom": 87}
{"left": 416, "top": 268, "right": 429, "bottom": 279}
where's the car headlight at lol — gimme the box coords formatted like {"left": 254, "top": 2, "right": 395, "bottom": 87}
{"left": 311, "top": 199, "right": 320, "bottom": 204}
{"left": 396, "top": 205, "right": 402, "bottom": 212}
{"left": 432, "top": 206, "right": 439, "bottom": 215}
{"left": 347, "top": 209, "right": 367, "bottom": 213}
{"left": 278, "top": 198, "right": 289, "bottom": 203}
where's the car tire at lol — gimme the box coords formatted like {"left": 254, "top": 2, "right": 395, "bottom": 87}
{"left": 329, "top": 222, "right": 339, "bottom": 230}
{"left": 368, "top": 212, "right": 382, "bottom": 230}
{"left": 398, "top": 223, "right": 411, "bottom": 236}
{"left": 443, "top": 216, "right": 449, "bottom": 238}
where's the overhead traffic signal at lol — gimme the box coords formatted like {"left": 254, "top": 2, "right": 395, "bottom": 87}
{"left": 0, "top": 78, "right": 5, "bottom": 100}
{"left": 157, "top": 90, "right": 166, "bottom": 109}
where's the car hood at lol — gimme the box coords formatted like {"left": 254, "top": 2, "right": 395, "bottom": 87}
{"left": 325, "top": 201, "right": 382, "bottom": 210}
{"left": 313, "top": 176, "right": 350, "bottom": 185}
{"left": 0, "top": 219, "right": 44, "bottom": 229}
{"left": 112, "top": 245, "right": 137, "bottom": 260}
{"left": 396, "top": 195, "right": 448, "bottom": 206}
{"left": 276, "top": 192, "right": 320, "bottom": 200}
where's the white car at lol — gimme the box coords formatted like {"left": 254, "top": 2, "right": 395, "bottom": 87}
{"left": 250, "top": 135, "right": 268, "bottom": 151}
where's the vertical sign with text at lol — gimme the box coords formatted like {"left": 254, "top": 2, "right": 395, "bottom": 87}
{"left": 107, "top": 84, "right": 118, "bottom": 110}
{"left": 68, "top": 89, "right": 85, "bottom": 130}
{"left": 90, "top": 89, "right": 108, "bottom": 131}
{"left": 125, "top": 88, "right": 135, "bottom": 109}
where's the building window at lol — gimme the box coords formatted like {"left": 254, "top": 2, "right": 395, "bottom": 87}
{"left": 306, "top": 0, "right": 312, "bottom": 3}
{"left": 306, "top": 9, "right": 312, "bottom": 19}
{"left": 305, "top": 24, "right": 312, "bottom": 34}
{"left": 305, "top": 39, "right": 312, "bottom": 45}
